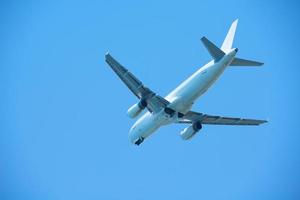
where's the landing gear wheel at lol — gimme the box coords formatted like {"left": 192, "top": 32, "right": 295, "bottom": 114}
{"left": 164, "top": 107, "right": 175, "bottom": 117}
{"left": 134, "top": 137, "right": 144, "bottom": 145}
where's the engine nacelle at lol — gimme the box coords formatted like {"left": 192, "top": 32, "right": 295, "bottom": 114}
{"left": 180, "top": 122, "right": 202, "bottom": 140}
{"left": 126, "top": 100, "right": 147, "bottom": 118}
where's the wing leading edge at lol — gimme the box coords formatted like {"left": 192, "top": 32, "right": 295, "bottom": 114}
{"left": 179, "top": 111, "right": 267, "bottom": 126}
{"left": 105, "top": 53, "right": 169, "bottom": 113}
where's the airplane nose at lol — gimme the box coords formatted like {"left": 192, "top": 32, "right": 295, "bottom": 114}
{"left": 129, "top": 125, "right": 142, "bottom": 144}
{"left": 129, "top": 127, "right": 136, "bottom": 143}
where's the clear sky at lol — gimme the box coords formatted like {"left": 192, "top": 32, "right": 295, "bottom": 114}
{"left": 1, "top": 0, "right": 300, "bottom": 199}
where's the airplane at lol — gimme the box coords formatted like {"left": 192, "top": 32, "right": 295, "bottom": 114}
{"left": 105, "top": 19, "right": 267, "bottom": 145}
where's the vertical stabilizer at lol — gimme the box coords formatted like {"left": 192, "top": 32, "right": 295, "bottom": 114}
{"left": 221, "top": 19, "right": 238, "bottom": 53}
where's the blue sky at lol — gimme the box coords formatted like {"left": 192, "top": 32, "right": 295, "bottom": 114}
{"left": 1, "top": 0, "right": 300, "bottom": 199}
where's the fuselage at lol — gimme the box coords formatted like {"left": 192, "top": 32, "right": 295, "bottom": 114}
{"left": 129, "top": 49, "right": 238, "bottom": 144}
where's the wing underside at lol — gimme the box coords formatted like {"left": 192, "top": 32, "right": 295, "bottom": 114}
{"left": 105, "top": 53, "right": 169, "bottom": 113}
{"left": 179, "top": 111, "right": 267, "bottom": 125}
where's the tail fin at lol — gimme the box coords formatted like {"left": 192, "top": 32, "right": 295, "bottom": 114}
{"left": 201, "top": 37, "right": 225, "bottom": 61}
{"left": 221, "top": 19, "right": 238, "bottom": 53}
{"left": 221, "top": 19, "right": 264, "bottom": 67}
{"left": 201, "top": 19, "right": 264, "bottom": 66}
{"left": 230, "top": 57, "right": 263, "bottom": 66}
{"left": 201, "top": 19, "right": 238, "bottom": 61}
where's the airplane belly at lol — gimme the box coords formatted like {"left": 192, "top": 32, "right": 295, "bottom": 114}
{"left": 166, "top": 61, "right": 226, "bottom": 113}
{"left": 129, "top": 111, "right": 171, "bottom": 142}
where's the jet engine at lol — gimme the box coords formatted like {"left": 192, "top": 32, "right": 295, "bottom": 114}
{"left": 180, "top": 122, "right": 202, "bottom": 140}
{"left": 127, "top": 100, "right": 147, "bottom": 118}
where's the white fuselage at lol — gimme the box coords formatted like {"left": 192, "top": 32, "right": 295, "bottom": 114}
{"left": 129, "top": 49, "right": 237, "bottom": 144}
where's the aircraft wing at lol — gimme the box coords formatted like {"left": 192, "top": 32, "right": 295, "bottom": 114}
{"left": 179, "top": 111, "right": 267, "bottom": 125}
{"left": 105, "top": 53, "right": 169, "bottom": 113}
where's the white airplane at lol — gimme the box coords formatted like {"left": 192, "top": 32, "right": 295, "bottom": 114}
{"left": 105, "top": 19, "right": 267, "bottom": 145}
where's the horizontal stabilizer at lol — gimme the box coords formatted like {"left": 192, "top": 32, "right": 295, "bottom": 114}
{"left": 201, "top": 37, "right": 225, "bottom": 61}
{"left": 230, "top": 57, "right": 264, "bottom": 66}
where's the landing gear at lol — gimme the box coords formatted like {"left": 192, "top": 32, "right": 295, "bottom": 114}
{"left": 134, "top": 137, "right": 144, "bottom": 145}
{"left": 164, "top": 107, "right": 176, "bottom": 117}
{"left": 177, "top": 112, "right": 184, "bottom": 118}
